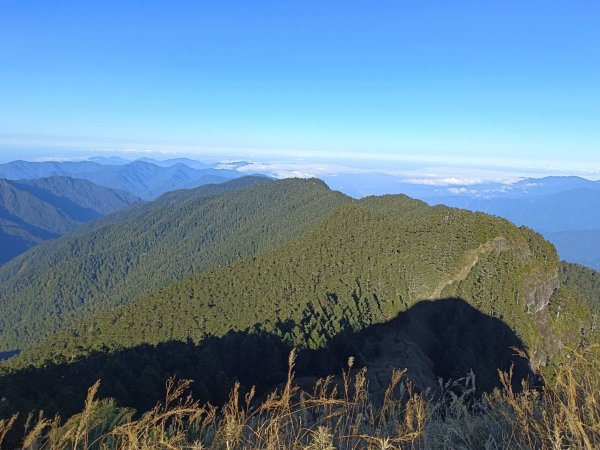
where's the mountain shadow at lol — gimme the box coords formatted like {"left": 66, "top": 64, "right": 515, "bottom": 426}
{"left": 0, "top": 298, "right": 533, "bottom": 443}
{"left": 315, "top": 298, "right": 535, "bottom": 396}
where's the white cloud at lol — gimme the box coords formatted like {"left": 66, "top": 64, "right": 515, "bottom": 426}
{"left": 447, "top": 187, "right": 472, "bottom": 194}
{"left": 217, "top": 160, "right": 369, "bottom": 179}
{"left": 214, "top": 158, "right": 597, "bottom": 188}
{"left": 404, "top": 177, "right": 484, "bottom": 186}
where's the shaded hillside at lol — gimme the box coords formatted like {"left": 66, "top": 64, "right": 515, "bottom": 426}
{"left": 0, "top": 299, "right": 532, "bottom": 426}
{"left": 13, "top": 191, "right": 592, "bottom": 377}
{"left": 0, "top": 177, "right": 349, "bottom": 350}
{"left": 0, "top": 159, "right": 240, "bottom": 199}
{"left": 0, "top": 177, "right": 139, "bottom": 264}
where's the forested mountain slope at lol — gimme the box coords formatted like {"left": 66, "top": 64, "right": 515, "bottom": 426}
{"left": 0, "top": 177, "right": 139, "bottom": 264}
{"left": 560, "top": 261, "right": 600, "bottom": 314}
{"left": 0, "top": 177, "right": 349, "bottom": 350}
{"left": 14, "top": 189, "right": 595, "bottom": 377}
{"left": 69, "top": 174, "right": 272, "bottom": 232}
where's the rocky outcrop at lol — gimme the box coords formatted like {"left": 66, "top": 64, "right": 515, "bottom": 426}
{"left": 526, "top": 270, "right": 560, "bottom": 313}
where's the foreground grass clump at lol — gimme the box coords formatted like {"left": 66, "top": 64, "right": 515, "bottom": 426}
{"left": 1, "top": 347, "right": 598, "bottom": 450}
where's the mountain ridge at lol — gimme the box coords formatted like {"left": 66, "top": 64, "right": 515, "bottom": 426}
{"left": 0, "top": 177, "right": 349, "bottom": 350}
{"left": 8, "top": 181, "right": 594, "bottom": 382}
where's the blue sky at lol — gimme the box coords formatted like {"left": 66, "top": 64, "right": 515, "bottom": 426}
{"left": 1, "top": 1, "right": 599, "bottom": 178}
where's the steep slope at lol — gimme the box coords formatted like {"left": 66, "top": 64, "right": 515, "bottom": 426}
{"left": 0, "top": 160, "right": 240, "bottom": 199}
{"left": 0, "top": 177, "right": 350, "bottom": 350}
{"left": 16, "top": 193, "right": 591, "bottom": 377}
{"left": 0, "top": 177, "right": 139, "bottom": 264}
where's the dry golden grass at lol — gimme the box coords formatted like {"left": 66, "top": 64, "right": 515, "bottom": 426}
{"left": 1, "top": 346, "right": 598, "bottom": 449}
{"left": 486, "top": 345, "right": 600, "bottom": 449}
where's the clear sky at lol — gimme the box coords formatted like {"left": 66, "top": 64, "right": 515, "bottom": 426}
{"left": 1, "top": 1, "right": 599, "bottom": 174}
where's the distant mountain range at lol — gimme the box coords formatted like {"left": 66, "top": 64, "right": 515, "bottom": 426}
{"left": 0, "top": 159, "right": 241, "bottom": 199}
{"left": 0, "top": 177, "right": 139, "bottom": 264}
{"left": 543, "top": 229, "right": 600, "bottom": 271}
{"left": 419, "top": 177, "right": 600, "bottom": 230}
{"left": 320, "top": 173, "right": 600, "bottom": 200}
{"left": 89, "top": 156, "right": 213, "bottom": 170}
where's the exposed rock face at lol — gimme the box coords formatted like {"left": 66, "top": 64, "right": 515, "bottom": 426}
{"left": 491, "top": 236, "right": 510, "bottom": 252}
{"left": 526, "top": 270, "right": 560, "bottom": 313}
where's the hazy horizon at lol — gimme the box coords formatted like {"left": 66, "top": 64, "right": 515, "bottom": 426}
{"left": 2, "top": 149, "right": 600, "bottom": 187}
